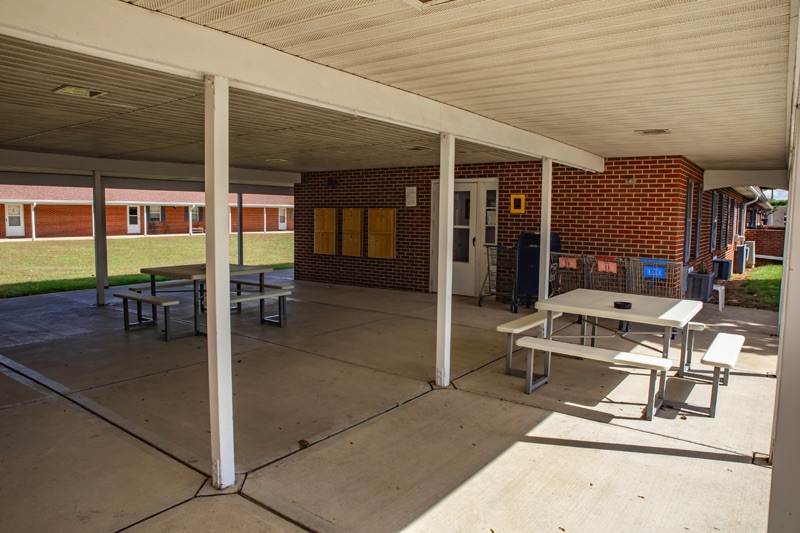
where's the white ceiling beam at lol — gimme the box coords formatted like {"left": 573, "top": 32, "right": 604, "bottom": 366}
{"left": 0, "top": 149, "right": 299, "bottom": 185}
{"left": 0, "top": 171, "right": 293, "bottom": 195}
{"left": 703, "top": 169, "right": 789, "bottom": 191}
{"left": 0, "top": 0, "right": 604, "bottom": 173}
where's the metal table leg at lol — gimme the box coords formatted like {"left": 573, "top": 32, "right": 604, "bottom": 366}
{"left": 193, "top": 280, "right": 200, "bottom": 334}
{"left": 149, "top": 275, "right": 158, "bottom": 325}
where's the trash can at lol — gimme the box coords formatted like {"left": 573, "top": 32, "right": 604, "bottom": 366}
{"left": 515, "top": 231, "right": 561, "bottom": 308}
{"left": 734, "top": 245, "right": 747, "bottom": 274}
{"left": 713, "top": 258, "right": 732, "bottom": 280}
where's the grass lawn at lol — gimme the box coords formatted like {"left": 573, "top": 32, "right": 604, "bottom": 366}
{"left": 0, "top": 233, "right": 294, "bottom": 298}
{"left": 726, "top": 263, "right": 782, "bottom": 311}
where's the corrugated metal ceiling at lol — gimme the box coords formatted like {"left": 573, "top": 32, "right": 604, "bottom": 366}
{"left": 0, "top": 0, "right": 792, "bottom": 175}
{"left": 120, "top": 0, "right": 792, "bottom": 170}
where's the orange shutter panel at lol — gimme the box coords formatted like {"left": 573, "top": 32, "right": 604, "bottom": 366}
{"left": 342, "top": 208, "right": 362, "bottom": 257}
{"left": 314, "top": 208, "right": 336, "bottom": 255}
{"left": 368, "top": 208, "right": 395, "bottom": 259}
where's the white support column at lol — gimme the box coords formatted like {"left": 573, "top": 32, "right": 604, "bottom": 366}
{"left": 237, "top": 193, "right": 243, "bottom": 265}
{"left": 92, "top": 171, "right": 108, "bottom": 306}
{"left": 768, "top": 123, "right": 800, "bottom": 532}
{"left": 538, "top": 158, "right": 553, "bottom": 336}
{"left": 31, "top": 202, "right": 36, "bottom": 241}
{"left": 436, "top": 132, "right": 456, "bottom": 387}
{"left": 263, "top": 207, "right": 267, "bottom": 232}
{"left": 204, "top": 74, "right": 235, "bottom": 490}
{"left": 143, "top": 207, "right": 148, "bottom": 236}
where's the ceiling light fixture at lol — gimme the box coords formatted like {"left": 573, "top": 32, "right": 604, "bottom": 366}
{"left": 264, "top": 158, "right": 288, "bottom": 162}
{"left": 634, "top": 129, "right": 671, "bottom": 136}
{"left": 52, "top": 85, "right": 108, "bottom": 98}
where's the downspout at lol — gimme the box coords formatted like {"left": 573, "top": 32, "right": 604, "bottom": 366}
{"left": 741, "top": 186, "right": 761, "bottom": 235}
{"left": 31, "top": 202, "right": 36, "bottom": 241}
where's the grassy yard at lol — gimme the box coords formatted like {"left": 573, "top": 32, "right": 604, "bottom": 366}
{"left": 726, "top": 263, "right": 782, "bottom": 311}
{"left": 0, "top": 233, "right": 294, "bottom": 298}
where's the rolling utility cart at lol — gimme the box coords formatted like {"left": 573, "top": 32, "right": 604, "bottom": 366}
{"left": 478, "top": 244, "right": 518, "bottom": 311}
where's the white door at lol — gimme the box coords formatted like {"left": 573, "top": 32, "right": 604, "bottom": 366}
{"left": 432, "top": 183, "right": 478, "bottom": 296}
{"left": 127, "top": 205, "right": 140, "bottom": 234}
{"left": 452, "top": 184, "right": 478, "bottom": 295}
{"left": 5, "top": 203, "right": 24, "bottom": 237}
{"left": 279, "top": 208, "right": 287, "bottom": 230}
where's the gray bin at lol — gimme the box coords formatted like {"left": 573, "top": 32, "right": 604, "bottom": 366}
{"left": 734, "top": 245, "right": 747, "bottom": 274}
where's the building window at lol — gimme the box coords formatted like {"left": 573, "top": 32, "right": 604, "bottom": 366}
{"left": 723, "top": 196, "right": 730, "bottom": 246}
{"left": 184, "top": 206, "right": 204, "bottom": 222}
{"left": 694, "top": 183, "right": 703, "bottom": 259}
{"left": 710, "top": 191, "right": 718, "bottom": 252}
{"left": 717, "top": 194, "right": 726, "bottom": 249}
{"left": 683, "top": 179, "right": 693, "bottom": 262}
{"left": 147, "top": 205, "right": 163, "bottom": 222}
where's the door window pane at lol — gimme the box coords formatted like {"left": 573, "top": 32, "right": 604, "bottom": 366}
{"left": 486, "top": 190, "right": 497, "bottom": 208}
{"left": 485, "top": 226, "right": 496, "bottom": 245}
{"left": 8, "top": 205, "right": 21, "bottom": 226}
{"left": 453, "top": 228, "right": 469, "bottom": 262}
{"left": 454, "top": 191, "right": 470, "bottom": 226}
{"left": 128, "top": 206, "right": 138, "bottom": 224}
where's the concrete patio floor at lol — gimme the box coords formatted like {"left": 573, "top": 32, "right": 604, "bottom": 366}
{"left": 0, "top": 272, "right": 776, "bottom": 532}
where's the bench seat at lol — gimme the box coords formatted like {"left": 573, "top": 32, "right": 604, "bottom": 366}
{"left": 516, "top": 336, "right": 673, "bottom": 420}
{"left": 114, "top": 292, "right": 185, "bottom": 341}
{"left": 128, "top": 280, "right": 192, "bottom": 293}
{"left": 496, "top": 311, "right": 562, "bottom": 376}
{"left": 700, "top": 333, "right": 745, "bottom": 417}
{"left": 229, "top": 289, "right": 291, "bottom": 327}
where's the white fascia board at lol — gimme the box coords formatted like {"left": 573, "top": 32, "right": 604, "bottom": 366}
{"left": 0, "top": 149, "right": 299, "bottom": 185}
{"left": 0, "top": 0, "right": 604, "bottom": 173}
{"left": 704, "top": 170, "right": 789, "bottom": 191}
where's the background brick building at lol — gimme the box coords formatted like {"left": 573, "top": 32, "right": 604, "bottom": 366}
{"left": 0, "top": 185, "right": 293, "bottom": 239}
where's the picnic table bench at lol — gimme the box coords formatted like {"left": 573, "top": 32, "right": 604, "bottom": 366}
{"left": 516, "top": 336, "right": 673, "bottom": 420}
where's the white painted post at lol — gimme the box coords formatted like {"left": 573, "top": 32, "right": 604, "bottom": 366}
{"left": 189, "top": 204, "right": 194, "bottom": 235}
{"left": 204, "top": 74, "right": 235, "bottom": 490}
{"left": 436, "top": 133, "right": 455, "bottom": 387}
{"left": 538, "top": 158, "right": 553, "bottom": 337}
{"left": 263, "top": 207, "right": 267, "bottom": 232}
{"left": 143, "top": 207, "right": 148, "bottom": 236}
{"left": 769, "top": 121, "right": 800, "bottom": 531}
{"left": 31, "top": 202, "right": 36, "bottom": 241}
{"left": 92, "top": 171, "right": 108, "bottom": 306}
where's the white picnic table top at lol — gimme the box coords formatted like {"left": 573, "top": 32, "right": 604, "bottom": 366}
{"left": 535, "top": 288, "right": 702, "bottom": 328}
{"left": 141, "top": 263, "right": 273, "bottom": 281}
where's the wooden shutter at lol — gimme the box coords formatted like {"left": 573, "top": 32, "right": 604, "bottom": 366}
{"left": 368, "top": 208, "right": 396, "bottom": 259}
{"left": 342, "top": 208, "right": 362, "bottom": 257}
{"left": 314, "top": 208, "right": 336, "bottom": 255}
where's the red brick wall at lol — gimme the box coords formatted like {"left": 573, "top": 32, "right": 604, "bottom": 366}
{"left": 745, "top": 228, "right": 785, "bottom": 257}
{"left": 295, "top": 157, "right": 721, "bottom": 292}
{"left": 36, "top": 204, "right": 93, "bottom": 237}
{"left": 231, "top": 207, "right": 263, "bottom": 232}
{"left": 553, "top": 157, "right": 688, "bottom": 262}
{"left": 228, "top": 207, "right": 294, "bottom": 232}
{"left": 295, "top": 167, "right": 437, "bottom": 291}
